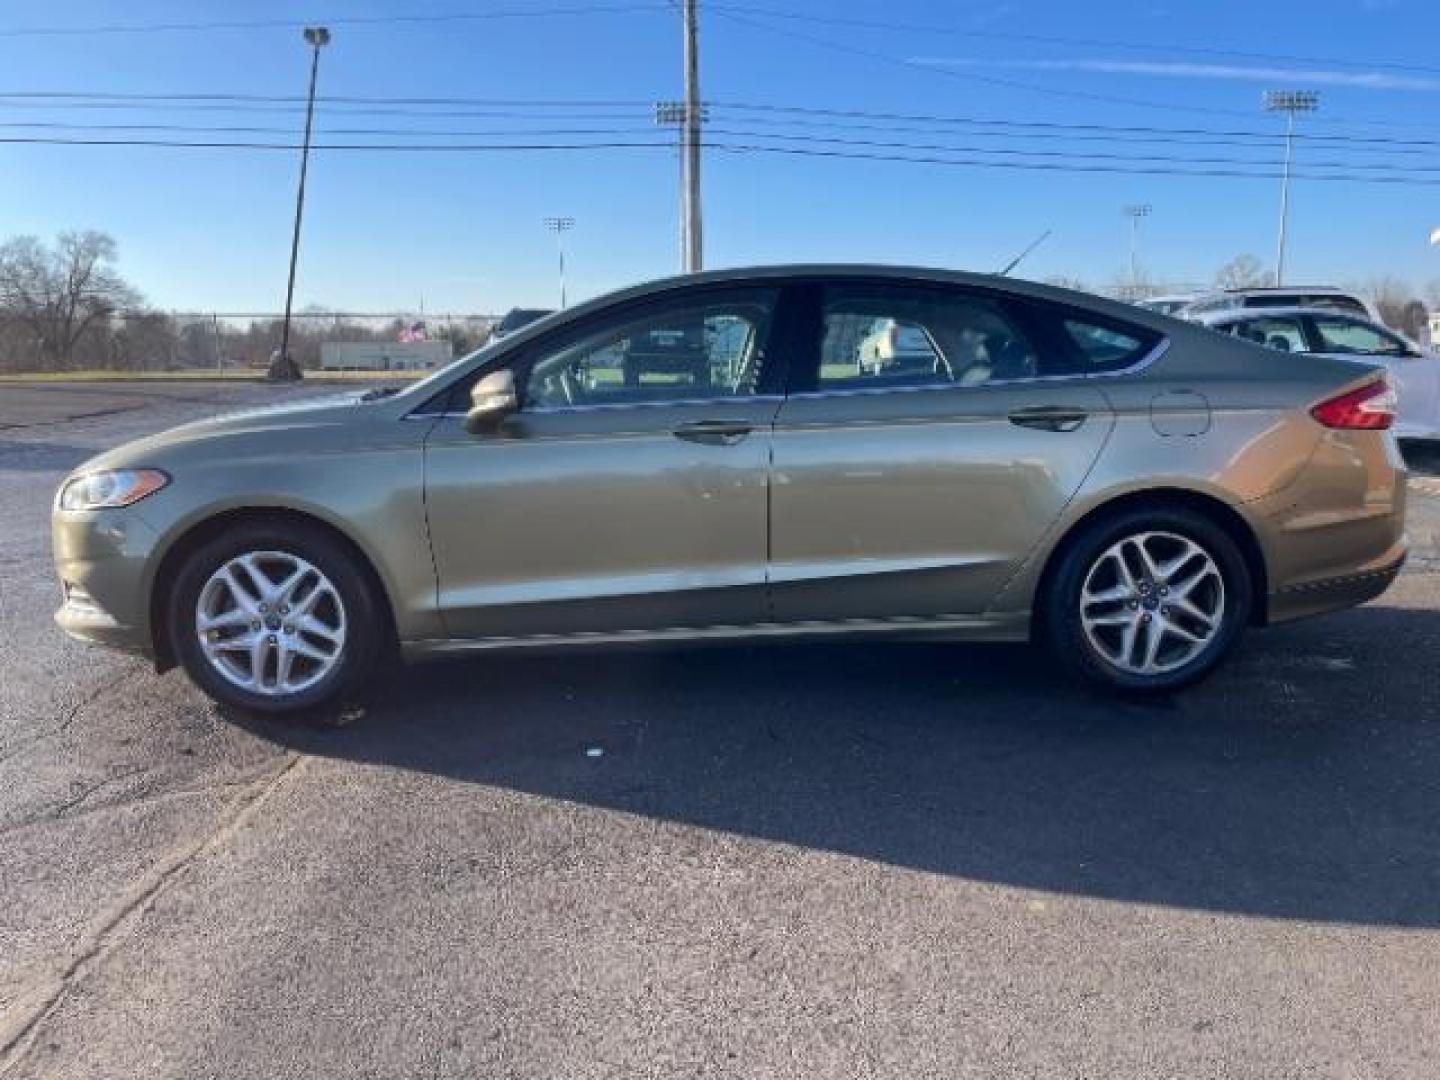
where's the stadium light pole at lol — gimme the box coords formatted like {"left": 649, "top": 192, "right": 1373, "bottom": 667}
{"left": 1123, "top": 204, "right": 1151, "bottom": 293}
{"left": 543, "top": 216, "right": 574, "bottom": 308}
{"left": 1265, "top": 90, "right": 1319, "bottom": 288}
{"left": 274, "top": 25, "right": 330, "bottom": 382}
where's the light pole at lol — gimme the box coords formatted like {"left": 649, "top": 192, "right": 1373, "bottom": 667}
{"left": 1265, "top": 89, "right": 1319, "bottom": 287}
{"left": 273, "top": 25, "right": 330, "bottom": 382}
{"left": 543, "top": 216, "right": 574, "bottom": 308}
{"left": 1123, "top": 204, "right": 1151, "bottom": 294}
{"left": 681, "top": 0, "right": 703, "bottom": 273}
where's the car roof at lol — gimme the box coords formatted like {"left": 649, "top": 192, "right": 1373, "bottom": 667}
{"left": 1198, "top": 305, "right": 1376, "bottom": 324}
{"left": 571, "top": 262, "right": 1177, "bottom": 327}
{"left": 1221, "top": 285, "right": 1353, "bottom": 296}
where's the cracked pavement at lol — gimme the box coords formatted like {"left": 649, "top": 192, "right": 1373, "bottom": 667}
{"left": 1, "top": 382, "right": 1438, "bottom": 1078}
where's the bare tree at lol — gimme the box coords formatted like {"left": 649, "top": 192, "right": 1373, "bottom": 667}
{"left": 1213, "top": 254, "right": 1269, "bottom": 290}
{"left": 0, "top": 231, "right": 140, "bottom": 370}
{"left": 1043, "top": 275, "right": 1092, "bottom": 294}
{"left": 1354, "top": 275, "right": 1421, "bottom": 332}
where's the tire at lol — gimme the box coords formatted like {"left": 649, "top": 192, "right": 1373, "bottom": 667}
{"left": 167, "top": 521, "right": 384, "bottom": 716}
{"left": 1041, "top": 504, "right": 1253, "bottom": 695}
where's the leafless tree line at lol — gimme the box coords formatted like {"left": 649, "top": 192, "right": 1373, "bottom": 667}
{"left": 0, "top": 231, "right": 489, "bottom": 373}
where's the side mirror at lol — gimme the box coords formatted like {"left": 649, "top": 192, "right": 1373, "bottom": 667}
{"left": 465, "top": 369, "right": 518, "bottom": 434}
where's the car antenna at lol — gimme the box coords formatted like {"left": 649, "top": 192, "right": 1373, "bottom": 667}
{"left": 996, "top": 229, "right": 1052, "bottom": 277}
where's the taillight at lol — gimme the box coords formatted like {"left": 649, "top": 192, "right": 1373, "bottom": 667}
{"left": 1310, "top": 379, "right": 1396, "bottom": 430}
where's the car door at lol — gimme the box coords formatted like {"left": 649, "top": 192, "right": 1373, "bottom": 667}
{"left": 423, "top": 285, "right": 785, "bottom": 640}
{"left": 767, "top": 281, "right": 1125, "bottom": 624}
{"left": 1304, "top": 313, "right": 1440, "bottom": 437}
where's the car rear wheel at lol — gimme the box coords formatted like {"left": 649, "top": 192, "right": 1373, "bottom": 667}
{"left": 1043, "top": 505, "right": 1252, "bottom": 694}
{"left": 168, "top": 522, "right": 383, "bottom": 716}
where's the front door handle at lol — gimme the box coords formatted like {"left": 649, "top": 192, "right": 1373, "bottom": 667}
{"left": 673, "top": 419, "right": 754, "bottom": 446}
{"left": 1008, "top": 406, "right": 1089, "bottom": 433}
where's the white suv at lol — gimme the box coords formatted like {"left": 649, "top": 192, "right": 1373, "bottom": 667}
{"left": 1183, "top": 287, "right": 1379, "bottom": 322}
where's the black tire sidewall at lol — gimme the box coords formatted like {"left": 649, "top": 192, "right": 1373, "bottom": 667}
{"left": 1044, "top": 506, "right": 1253, "bottom": 694}
{"left": 168, "top": 523, "right": 381, "bottom": 715}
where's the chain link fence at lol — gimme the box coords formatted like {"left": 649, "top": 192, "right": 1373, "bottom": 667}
{"left": 0, "top": 310, "right": 499, "bottom": 375}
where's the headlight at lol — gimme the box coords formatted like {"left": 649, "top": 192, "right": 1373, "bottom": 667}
{"left": 58, "top": 469, "right": 169, "bottom": 511}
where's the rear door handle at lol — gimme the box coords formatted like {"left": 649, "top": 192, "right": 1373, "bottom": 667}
{"left": 673, "top": 419, "right": 754, "bottom": 446}
{"left": 1008, "top": 406, "right": 1089, "bottom": 433}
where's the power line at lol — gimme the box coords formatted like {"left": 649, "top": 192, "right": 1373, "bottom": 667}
{"left": 708, "top": 2, "right": 1440, "bottom": 79}
{"left": 713, "top": 142, "right": 1440, "bottom": 186}
{"left": 3, "top": 120, "right": 1438, "bottom": 172}
{"left": 712, "top": 101, "right": 1440, "bottom": 149}
{"left": 708, "top": 6, "right": 1277, "bottom": 122}
{"left": 5, "top": 90, "right": 1440, "bottom": 150}
{"left": 4, "top": 132, "right": 1440, "bottom": 185}
{"left": 702, "top": 127, "right": 1440, "bottom": 174}
{"left": 0, "top": 4, "right": 670, "bottom": 38}
{"left": 0, "top": 90, "right": 653, "bottom": 107}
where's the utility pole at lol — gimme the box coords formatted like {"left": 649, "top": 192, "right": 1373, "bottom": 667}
{"left": 273, "top": 25, "right": 330, "bottom": 382}
{"left": 655, "top": 99, "right": 708, "bottom": 272}
{"left": 682, "top": 0, "right": 703, "bottom": 273}
{"left": 1123, "top": 204, "right": 1151, "bottom": 294}
{"left": 1264, "top": 90, "right": 1319, "bottom": 287}
{"left": 543, "top": 216, "right": 574, "bottom": 308}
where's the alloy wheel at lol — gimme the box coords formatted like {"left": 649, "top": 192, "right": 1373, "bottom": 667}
{"left": 1078, "top": 530, "right": 1225, "bottom": 676}
{"left": 194, "top": 551, "right": 347, "bottom": 696}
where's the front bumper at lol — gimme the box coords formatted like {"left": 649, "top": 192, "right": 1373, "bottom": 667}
{"left": 52, "top": 506, "right": 159, "bottom": 657}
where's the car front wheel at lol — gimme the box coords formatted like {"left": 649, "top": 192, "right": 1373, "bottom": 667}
{"left": 168, "top": 522, "right": 383, "bottom": 716}
{"left": 1043, "top": 505, "right": 1253, "bottom": 694}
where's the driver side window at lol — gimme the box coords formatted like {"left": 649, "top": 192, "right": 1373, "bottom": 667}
{"left": 523, "top": 291, "right": 776, "bottom": 409}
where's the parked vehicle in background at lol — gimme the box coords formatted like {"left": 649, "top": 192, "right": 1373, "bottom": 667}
{"left": 1136, "top": 295, "right": 1197, "bottom": 316}
{"left": 1201, "top": 307, "right": 1439, "bottom": 440}
{"left": 855, "top": 317, "right": 943, "bottom": 375}
{"left": 491, "top": 307, "right": 554, "bottom": 339}
{"left": 1184, "top": 286, "right": 1378, "bottom": 322}
{"left": 53, "top": 265, "right": 1407, "bottom": 714}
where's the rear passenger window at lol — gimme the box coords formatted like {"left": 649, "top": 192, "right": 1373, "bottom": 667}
{"left": 818, "top": 286, "right": 1038, "bottom": 391}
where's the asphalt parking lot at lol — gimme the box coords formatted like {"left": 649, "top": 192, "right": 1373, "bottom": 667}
{"left": 2, "top": 381, "right": 1438, "bottom": 1078}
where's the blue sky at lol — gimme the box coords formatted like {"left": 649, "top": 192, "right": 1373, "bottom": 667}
{"left": 0, "top": 0, "right": 1436, "bottom": 315}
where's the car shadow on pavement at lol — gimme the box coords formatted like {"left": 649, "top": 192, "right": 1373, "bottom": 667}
{"left": 232, "top": 604, "right": 1440, "bottom": 928}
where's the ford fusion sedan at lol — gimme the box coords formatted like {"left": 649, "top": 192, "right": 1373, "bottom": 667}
{"left": 53, "top": 265, "right": 1407, "bottom": 715}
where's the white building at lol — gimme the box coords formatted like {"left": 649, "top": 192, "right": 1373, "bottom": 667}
{"left": 320, "top": 340, "right": 451, "bottom": 371}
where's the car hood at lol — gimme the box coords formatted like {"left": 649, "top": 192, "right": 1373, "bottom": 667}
{"left": 71, "top": 390, "right": 383, "bottom": 474}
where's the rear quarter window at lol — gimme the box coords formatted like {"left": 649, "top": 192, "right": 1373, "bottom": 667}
{"left": 1031, "top": 309, "right": 1162, "bottom": 376}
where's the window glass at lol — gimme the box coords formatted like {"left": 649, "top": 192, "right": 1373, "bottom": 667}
{"left": 1225, "top": 316, "right": 1307, "bottom": 353}
{"left": 818, "top": 288, "right": 1037, "bottom": 390}
{"left": 1245, "top": 293, "right": 1367, "bottom": 317}
{"left": 1310, "top": 315, "right": 1407, "bottom": 357}
{"left": 1061, "top": 319, "right": 1152, "bottom": 371}
{"left": 524, "top": 293, "right": 773, "bottom": 408}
